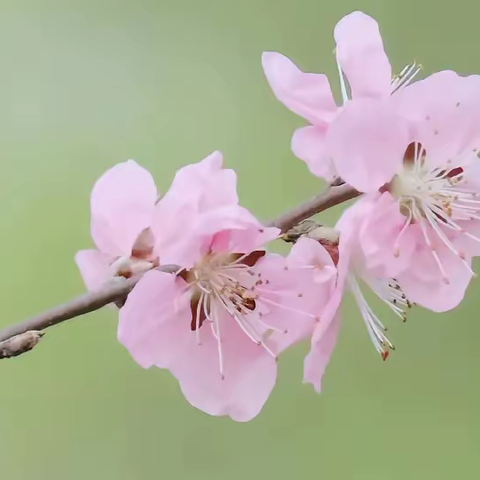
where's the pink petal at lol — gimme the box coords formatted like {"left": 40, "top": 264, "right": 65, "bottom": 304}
{"left": 262, "top": 51, "right": 337, "bottom": 125}
{"left": 393, "top": 71, "right": 480, "bottom": 167}
{"left": 161, "top": 204, "right": 279, "bottom": 268}
{"left": 397, "top": 241, "right": 474, "bottom": 312}
{"left": 303, "top": 203, "right": 361, "bottom": 391}
{"left": 91, "top": 160, "right": 157, "bottom": 257}
{"left": 153, "top": 151, "right": 239, "bottom": 263}
{"left": 455, "top": 219, "right": 480, "bottom": 257}
{"left": 326, "top": 99, "right": 409, "bottom": 192}
{"left": 252, "top": 249, "right": 335, "bottom": 352}
{"left": 75, "top": 249, "right": 115, "bottom": 291}
{"left": 291, "top": 126, "right": 338, "bottom": 181}
{"left": 169, "top": 311, "right": 277, "bottom": 422}
{"left": 334, "top": 11, "right": 392, "bottom": 99}
{"left": 118, "top": 270, "right": 191, "bottom": 369}
{"left": 303, "top": 314, "right": 340, "bottom": 393}
{"left": 358, "top": 192, "right": 416, "bottom": 278}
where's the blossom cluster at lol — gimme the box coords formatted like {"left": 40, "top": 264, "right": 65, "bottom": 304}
{"left": 76, "top": 11, "right": 480, "bottom": 421}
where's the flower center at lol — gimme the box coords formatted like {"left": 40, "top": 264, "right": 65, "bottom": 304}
{"left": 179, "top": 250, "right": 317, "bottom": 379}
{"left": 387, "top": 142, "right": 479, "bottom": 282}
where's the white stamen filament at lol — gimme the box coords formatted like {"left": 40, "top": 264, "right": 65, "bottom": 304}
{"left": 336, "top": 56, "right": 349, "bottom": 104}
{"left": 391, "top": 62, "right": 422, "bottom": 93}
{"left": 257, "top": 296, "right": 318, "bottom": 320}
{"left": 195, "top": 292, "right": 205, "bottom": 345}
{"left": 348, "top": 276, "right": 396, "bottom": 360}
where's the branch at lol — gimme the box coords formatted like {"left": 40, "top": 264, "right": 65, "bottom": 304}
{"left": 0, "top": 265, "right": 179, "bottom": 343}
{"left": 269, "top": 182, "right": 359, "bottom": 232}
{"left": 0, "top": 183, "right": 358, "bottom": 357}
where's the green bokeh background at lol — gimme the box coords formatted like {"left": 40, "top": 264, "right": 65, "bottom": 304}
{"left": 1, "top": 0, "right": 479, "bottom": 478}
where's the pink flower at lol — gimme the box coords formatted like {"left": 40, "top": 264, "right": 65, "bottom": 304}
{"left": 76, "top": 160, "right": 159, "bottom": 291}
{"left": 340, "top": 71, "right": 480, "bottom": 310}
{"left": 76, "top": 151, "right": 239, "bottom": 292}
{"left": 118, "top": 172, "right": 336, "bottom": 420}
{"left": 303, "top": 199, "right": 414, "bottom": 391}
{"left": 302, "top": 70, "right": 480, "bottom": 390}
{"left": 262, "top": 11, "right": 419, "bottom": 190}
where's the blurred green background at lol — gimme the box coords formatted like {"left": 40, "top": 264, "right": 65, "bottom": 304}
{"left": 1, "top": 0, "right": 479, "bottom": 478}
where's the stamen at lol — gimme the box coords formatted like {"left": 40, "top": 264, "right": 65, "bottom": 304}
{"left": 412, "top": 203, "right": 450, "bottom": 284}
{"left": 422, "top": 205, "right": 475, "bottom": 276}
{"left": 393, "top": 204, "right": 413, "bottom": 257}
{"left": 336, "top": 56, "right": 349, "bottom": 104}
{"left": 210, "top": 301, "right": 225, "bottom": 379}
{"left": 195, "top": 292, "right": 205, "bottom": 345}
{"left": 391, "top": 62, "right": 422, "bottom": 93}
{"left": 348, "top": 276, "right": 395, "bottom": 359}
{"left": 257, "top": 296, "right": 318, "bottom": 320}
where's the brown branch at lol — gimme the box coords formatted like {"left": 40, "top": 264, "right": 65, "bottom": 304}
{"left": 0, "top": 265, "right": 179, "bottom": 344}
{"left": 269, "top": 182, "right": 359, "bottom": 232}
{"left": 0, "top": 183, "right": 358, "bottom": 357}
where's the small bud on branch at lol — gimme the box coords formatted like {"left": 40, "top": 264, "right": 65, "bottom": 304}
{"left": 0, "top": 331, "right": 44, "bottom": 358}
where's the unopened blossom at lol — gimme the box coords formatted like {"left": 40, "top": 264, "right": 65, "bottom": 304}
{"left": 119, "top": 171, "right": 336, "bottom": 420}
{"left": 76, "top": 160, "right": 159, "bottom": 291}
{"left": 262, "top": 11, "right": 419, "bottom": 190}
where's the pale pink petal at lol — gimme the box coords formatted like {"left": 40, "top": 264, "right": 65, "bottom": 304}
{"left": 91, "top": 160, "right": 157, "bottom": 257}
{"left": 303, "top": 314, "right": 340, "bottom": 393}
{"left": 334, "top": 11, "right": 391, "bottom": 99}
{"left": 398, "top": 239, "right": 474, "bottom": 312}
{"left": 75, "top": 249, "right": 115, "bottom": 291}
{"left": 253, "top": 248, "right": 334, "bottom": 352}
{"left": 154, "top": 151, "right": 239, "bottom": 261}
{"left": 291, "top": 126, "right": 337, "bottom": 181}
{"left": 169, "top": 312, "right": 277, "bottom": 422}
{"left": 118, "top": 270, "right": 191, "bottom": 369}
{"left": 161, "top": 205, "right": 279, "bottom": 268}
{"left": 326, "top": 99, "right": 409, "bottom": 192}
{"left": 287, "top": 237, "right": 336, "bottom": 284}
{"left": 358, "top": 192, "right": 416, "bottom": 278}
{"left": 262, "top": 51, "right": 337, "bottom": 125}
{"left": 393, "top": 71, "right": 480, "bottom": 166}
{"left": 303, "top": 202, "right": 361, "bottom": 391}
{"left": 455, "top": 219, "right": 480, "bottom": 257}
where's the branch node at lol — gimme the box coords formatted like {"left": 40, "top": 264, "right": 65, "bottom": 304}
{"left": 0, "top": 331, "right": 45, "bottom": 359}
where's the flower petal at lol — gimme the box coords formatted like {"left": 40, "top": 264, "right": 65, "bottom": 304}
{"left": 118, "top": 270, "right": 191, "bottom": 369}
{"left": 91, "top": 160, "right": 157, "bottom": 257}
{"left": 303, "top": 314, "right": 340, "bottom": 393}
{"left": 75, "top": 249, "right": 115, "bottom": 291}
{"left": 334, "top": 11, "right": 392, "bottom": 99}
{"left": 160, "top": 204, "right": 279, "bottom": 268}
{"left": 326, "top": 98, "right": 409, "bottom": 192}
{"left": 252, "top": 248, "right": 335, "bottom": 352}
{"left": 262, "top": 51, "right": 337, "bottom": 125}
{"left": 291, "top": 126, "right": 337, "bottom": 181}
{"left": 358, "top": 192, "right": 416, "bottom": 278}
{"left": 303, "top": 202, "right": 361, "bottom": 391}
{"left": 153, "top": 151, "right": 239, "bottom": 264}
{"left": 397, "top": 240, "right": 474, "bottom": 312}
{"left": 169, "top": 311, "right": 277, "bottom": 422}
{"left": 392, "top": 71, "right": 480, "bottom": 167}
